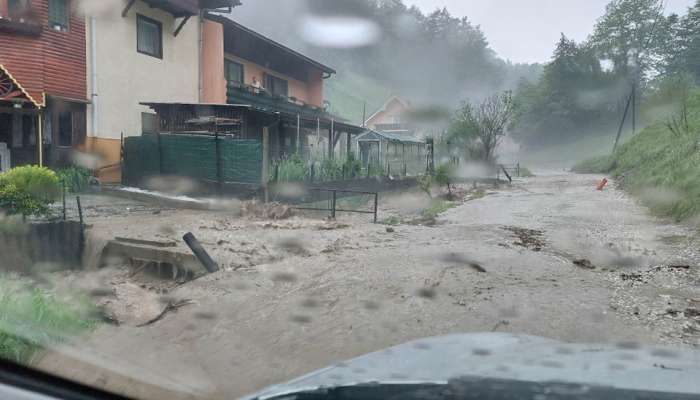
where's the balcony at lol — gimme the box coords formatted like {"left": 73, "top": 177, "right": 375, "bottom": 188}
{"left": 0, "top": 13, "right": 41, "bottom": 36}
{"left": 226, "top": 82, "right": 329, "bottom": 120}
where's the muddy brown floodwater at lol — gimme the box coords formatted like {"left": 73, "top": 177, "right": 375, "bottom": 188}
{"left": 38, "top": 172, "right": 700, "bottom": 400}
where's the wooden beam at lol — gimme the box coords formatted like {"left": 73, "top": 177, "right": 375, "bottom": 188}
{"left": 173, "top": 15, "right": 191, "bottom": 37}
{"left": 0, "top": 90, "right": 23, "bottom": 100}
{"left": 122, "top": 0, "right": 137, "bottom": 17}
{"left": 0, "top": 107, "right": 39, "bottom": 115}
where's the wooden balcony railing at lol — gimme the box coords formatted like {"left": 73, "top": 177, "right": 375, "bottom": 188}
{"left": 226, "top": 82, "right": 329, "bottom": 119}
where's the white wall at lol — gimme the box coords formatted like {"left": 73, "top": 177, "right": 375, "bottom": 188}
{"left": 85, "top": 1, "right": 200, "bottom": 139}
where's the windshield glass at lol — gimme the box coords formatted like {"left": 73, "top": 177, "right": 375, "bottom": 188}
{"left": 1, "top": 0, "right": 699, "bottom": 399}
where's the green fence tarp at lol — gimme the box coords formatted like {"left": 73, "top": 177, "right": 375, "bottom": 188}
{"left": 123, "top": 134, "right": 262, "bottom": 186}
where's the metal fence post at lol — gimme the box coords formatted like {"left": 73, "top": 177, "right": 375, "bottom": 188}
{"left": 215, "top": 133, "right": 223, "bottom": 195}
{"left": 76, "top": 196, "right": 83, "bottom": 227}
{"left": 62, "top": 182, "right": 66, "bottom": 221}
{"left": 517, "top": 163, "right": 520, "bottom": 177}
{"left": 373, "top": 192, "right": 378, "bottom": 223}
{"left": 331, "top": 190, "right": 337, "bottom": 219}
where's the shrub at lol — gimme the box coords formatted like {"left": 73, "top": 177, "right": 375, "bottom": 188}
{"left": 417, "top": 174, "right": 433, "bottom": 198}
{"left": 0, "top": 166, "right": 60, "bottom": 202}
{"left": 0, "top": 184, "right": 52, "bottom": 217}
{"left": 56, "top": 166, "right": 93, "bottom": 193}
{"left": 0, "top": 166, "right": 59, "bottom": 217}
{"left": 435, "top": 163, "right": 457, "bottom": 197}
{"left": 273, "top": 155, "right": 308, "bottom": 182}
{"left": 319, "top": 158, "right": 344, "bottom": 181}
{"left": 342, "top": 153, "right": 362, "bottom": 179}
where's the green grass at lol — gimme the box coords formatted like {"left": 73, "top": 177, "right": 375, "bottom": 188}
{"left": 421, "top": 199, "right": 458, "bottom": 219}
{"left": 0, "top": 279, "right": 98, "bottom": 364}
{"left": 574, "top": 88, "right": 700, "bottom": 222}
{"left": 382, "top": 215, "right": 402, "bottom": 226}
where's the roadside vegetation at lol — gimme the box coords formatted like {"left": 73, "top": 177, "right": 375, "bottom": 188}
{"left": 55, "top": 166, "right": 93, "bottom": 194}
{"left": 0, "top": 279, "right": 98, "bottom": 364}
{"left": 0, "top": 166, "right": 60, "bottom": 218}
{"left": 511, "top": 0, "right": 700, "bottom": 149}
{"left": 272, "top": 154, "right": 373, "bottom": 183}
{"left": 574, "top": 88, "right": 700, "bottom": 222}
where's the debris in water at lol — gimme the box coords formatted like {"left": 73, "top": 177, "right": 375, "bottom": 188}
{"left": 440, "top": 253, "right": 487, "bottom": 273}
{"left": 241, "top": 200, "right": 293, "bottom": 220}
{"left": 502, "top": 226, "right": 545, "bottom": 251}
{"left": 596, "top": 178, "right": 609, "bottom": 191}
{"left": 573, "top": 259, "right": 595, "bottom": 269}
{"left": 136, "top": 299, "right": 194, "bottom": 327}
{"left": 416, "top": 287, "right": 437, "bottom": 299}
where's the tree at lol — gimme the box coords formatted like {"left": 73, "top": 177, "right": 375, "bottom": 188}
{"left": 589, "top": 0, "right": 671, "bottom": 81}
{"left": 449, "top": 91, "right": 515, "bottom": 161}
{"left": 666, "top": 1, "right": 700, "bottom": 82}
{"left": 511, "top": 34, "right": 623, "bottom": 146}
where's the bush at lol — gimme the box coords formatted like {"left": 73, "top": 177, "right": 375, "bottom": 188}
{"left": 319, "top": 158, "right": 344, "bottom": 181}
{"left": 435, "top": 163, "right": 457, "bottom": 196}
{"left": 417, "top": 174, "right": 433, "bottom": 198}
{"left": 0, "top": 166, "right": 60, "bottom": 201}
{"left": 0, "top": 166, "right": 60, "bottom": 217}
{"left": 0, "top": 184, "right": 52, "bottom": 217}
{"left": 342, "top": 153, "right": 362, "bottom": 179}
{"left": 56, "top": 166, "right": 92, "bottom": 193}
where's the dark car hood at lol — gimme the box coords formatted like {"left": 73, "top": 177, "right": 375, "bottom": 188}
{"left": 242, "top": 333, "right": 700, "bottom": 400}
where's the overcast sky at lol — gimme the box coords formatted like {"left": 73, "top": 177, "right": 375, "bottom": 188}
{"left": 408, "top": 0, "right": 696, "bottom": 64}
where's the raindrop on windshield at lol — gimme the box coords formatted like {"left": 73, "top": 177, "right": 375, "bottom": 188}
{"left": 299, "top": 16, "right": 380, "bottom": 48}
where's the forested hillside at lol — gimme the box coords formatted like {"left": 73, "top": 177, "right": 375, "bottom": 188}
{"left": 227, "top": 0, "right": 542, "bottom": 123}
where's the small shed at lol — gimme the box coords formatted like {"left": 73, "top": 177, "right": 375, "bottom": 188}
{"left": 355, "top": 129, "right": 426, "bottom": 174}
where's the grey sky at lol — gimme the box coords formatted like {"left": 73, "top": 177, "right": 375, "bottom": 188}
{"left": 408, "top": 0, "right": 696, "bottom": 64}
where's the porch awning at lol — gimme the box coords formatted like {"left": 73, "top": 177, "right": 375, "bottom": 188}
{"left": 0, "top": 64, "right": 40, "bottom": 108}
{"left": 356, "top": 129, "right": 424, "bottom": 144}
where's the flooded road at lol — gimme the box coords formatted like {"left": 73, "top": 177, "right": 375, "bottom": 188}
{"left": 40, "top": 172, "right": 700, "bottom": 399}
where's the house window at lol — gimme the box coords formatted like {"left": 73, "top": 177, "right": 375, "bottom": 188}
{"left": 48, "top": 0, "right": 69, "bottom": 31}
{"left": 8, "top": 0, "right": 30, "bottom": 20}
{"left": 58, "top": 111, "right": 72, "bottom": 147}
{"left": 265, "top": 74, "right": 288, "bottom": 97}
{"left": 137, "top": 14, "right": 163, "bottom": 59}
{"left": 225, "top": 59, "right": 244, "bottom": 87}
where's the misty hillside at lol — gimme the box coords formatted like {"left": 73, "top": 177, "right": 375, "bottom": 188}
{"left": 225, "top": 0, "right": 543, "bottom": 123}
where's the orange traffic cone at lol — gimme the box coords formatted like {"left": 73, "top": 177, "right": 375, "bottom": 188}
{"left": 596, "top": 178, "right": 608, "bottom": 191}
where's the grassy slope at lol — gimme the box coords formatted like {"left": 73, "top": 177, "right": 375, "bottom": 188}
{"left": 325, "top": 71, "right": 394, "bottom": 125}
{"left": 574, "top": 89, "right": 700, "bottom": 222}
{"left": 0, "top": 279, "right": 97, "bottom": 364}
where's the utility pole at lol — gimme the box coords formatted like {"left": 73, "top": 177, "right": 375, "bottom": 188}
{"left": 362, "top": 101, "right": 366, "bottom": 128}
